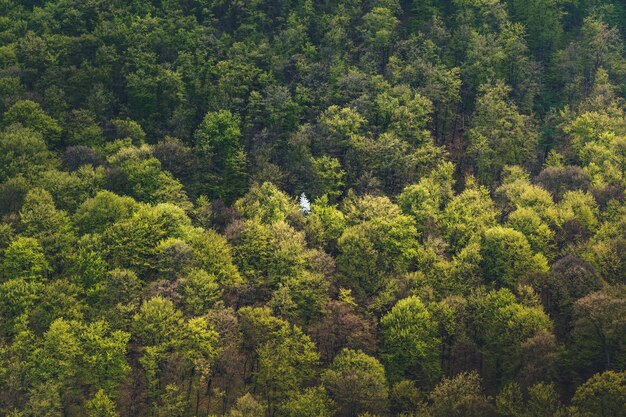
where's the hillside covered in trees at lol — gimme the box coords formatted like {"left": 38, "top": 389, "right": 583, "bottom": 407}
{"left": 0, "top": 0, "right": 625, "bottom": 416}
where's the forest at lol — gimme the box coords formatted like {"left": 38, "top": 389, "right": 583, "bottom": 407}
{"left": 0, "top": 0, "right": 625, "bottom": 416}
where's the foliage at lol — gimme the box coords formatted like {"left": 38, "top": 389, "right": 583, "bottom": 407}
{"left": 0, "top": 0, "right": 625, "bottom": 415}
{"left": 321, "top": 348, "right": 388, "bottom": 417}
{"left": 381, "top": 296, "right": 441, "bottom": 385}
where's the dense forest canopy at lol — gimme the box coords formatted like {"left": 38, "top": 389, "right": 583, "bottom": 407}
{"left": 0, "top": 0, "right": 625, "bottom": 416}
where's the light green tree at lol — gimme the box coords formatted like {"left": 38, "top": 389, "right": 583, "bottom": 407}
{"left": 441, "top": 178, "right": 499, "bottom": 252}
{"left": 321, "top": 348, "right": 388, "bottom": 416}
{"left": 479, "top": 226, "right": 549, "bottom": 288}
{"left": 468, "top": 82, "right": 539, "bottom": 185}
{"left": 381, "top": 296, "right": 441, "bottom": 385}
{"left": 571, "top": 371, "right": 626, "bottom": 417}
{"left": 255, "top": 324, "right": 319, "bottom": 416}
{"left": 278, "top": 386, "right": 333, "bottom": 417}
{"left": 337, "top": 195, "right": 418, "bottom": 296}
{"left": 2, "top": 100, "right": 61, "bottom": 144}
{"left": 0, "top": 237, "right": 50, "bottom": 281}
{"left": 85, "top": 390, "right": 120, "bottom": 417}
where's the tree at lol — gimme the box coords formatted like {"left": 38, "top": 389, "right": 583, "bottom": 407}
{"left": 586, "top": 214, "right": 626, "bottom": 285}
{"left": 32, "top": 318, "right": 130, "bottom": 398}
{"left": 535, "top": 256, "right": 603, "bottom": 338}
{"left": 28, "top": 317, "right": 130, "bottom": 408}
{"left": 73, "top": 191, "right": 141, "bottom": 235}
{"left": 63, "top": 109, "right": 105, "bottom": 147}
{"left": 479, "top": 226, "right": 549, "bottom": 288}
{"left": 0, "top": 237, "right": 50, "bottom": 281}
{"left": 194, "top": 110, "right": 247, "bottom": 201}
{"left": 348, "top": 132, "right": 425, "bottom": 194}
{"left": 227, "top": 393, "right": 266, "bottom": 417}
{"left": 398, "top": 161, "right": 455, "bottom": 235}
{"left": 2, "top": 100, "right": 61, "bottom": 144}
{"left": 77, "top": 320, "right": 130, "bottom": 393}
{"left": 131, "top": 297, "right": 212, "bottom": 409}
{"left": 0, "top": 278, "right": 44, "bottom": 337}
{"left": 255, "top": 324, "right": 319, "bottom": 416}
{"left": 337, "top": 195, "right": 418, "bottom": 297}
{"left": 494, "top": 168, "right": 558, "bottom": 222}
{"left": 571, "top": 371, "right": 626, "bottom": 417}
{"left": 470, "top": 289, "right": 553, "bottom": 386}
{"left": 0, "top": 125, "right": 56, "bottom": 182}
{"left": 261, "top": 84, "right": 301, "bottom": 135}
{"left": 496, "top": 381, "right": 564, "bottom": 417}
{"left": 506, "top": 208, "right": 555, "bottom": 258}
{"left": 155, "top": 237, "right": 194, "bottom": 278}
{"left": 85, "top": 390, "right": 120, "bottom": 417}
{"left": 315, "top": 105, "right": 365, "bottom": 157}
{"left": 61, "top": 146, "right": 104, "bottom": 171}
{"left": 309, "top": 300, "right": 377, "bottom": 363}
{"left": 132, "top": 297, "right": 183, "bottom": 347}
{"left": 152, "top": 138, "right": 194, "bottom": 185}
{"left": 441, "top": 179, "right": 499, "bottom": 252}
{"left": 90, "top": 268, "right": 142, "bottom": 310}
{"left": 305, "top": 196, "right": 346, "bottom": 252}
{"left": 517, "top": 331, "right": 561, "bottom": 388}
{"left": 360, "top": 7, "right": 399, "bottom": 69}
{"left": 277, "top": 270, "right": 329, "bottom": 325}
{"left": 234, "top": 182, "right": 300, "bottom": 225}
{"left": 389, "top": 379, "right": 423, "bottom": 416}
{"left": 457, "top": 3, "right": 539, "bottom": 107}
{"left": 238, "top": 306, "right": 288, "bottom": 370}
{"left": 560, "top": 95, "right": 626, "bottom": 191}
{"left": 25, "top": 381, "right": 63, "bottom": 417}
{"left": 34, "top": 166, "right": 106, "bottom": 212}
{"left": 183, "top": 227, "right": 243, "bottom": 288}
{"left": 557, "top": 191, "right": 599, "bottom": 233}
{"left": 310, "top": 156, "right": 346, "bottom": 201}
{"left": 278, "top": 386, "right": 333, "bottom": 417}
{"left": 179, "top": 268, "right": 221, "bottom": 315}
{"left": 229, "top": 218, "right": 313, "bottom": 292}
{"left": 375, "top": 85, "right": 433, "bottom": 146}
{"left": 0, "top": 175, "right": 30, "bottom": 215}
{"left": 102, "top": 203, "right": 190, "bottom": 275}
{"left": 426, "top": 372, "right": 493, "bottom": 417}
{"left": 28, "top": 279, "right": 85, "bottom": 335}
{"left": 109, "top": 149, "right": 190, "bottom": 209}
{"left": 507, "top": 0, "right": 563, "bottom": 59}
{"left": 557, "top": 17, "right": 626, "bottom": 103}
{"left": 525, "top": 383, "right": 564, "bottom": 417}
{"left": 178, "top": 317, "right": 219, "bottom": 398}
{"left": 381, "top": 296, "right": 441, "bottom": 385}
{"left": 536, "top": 166, "right": 591, "bottom": 201}
{"left": 19, "top": 188, "right": 75, "bottom": 270}
{"left": 153, "top": 384, "right": 186, "bottom": 417}
{"left": 321, "top": 349, "right": 388, "bottom": 417}
{"left": 110, "top": 119, "right": 146, "bottom": 145}
{"left": 468, "top": 82, "right": 539, "bottom": 185}
{"left": 570, "top": 289, "right": 626, "bottom": 373}
{"left": 1, "top": 1, "right": 625, "bottom": 415}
